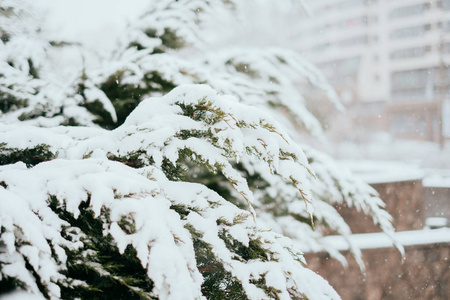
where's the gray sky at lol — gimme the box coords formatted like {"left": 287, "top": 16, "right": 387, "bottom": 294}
{"left": 36, "top": 0, "right": 147, "bottom": 50}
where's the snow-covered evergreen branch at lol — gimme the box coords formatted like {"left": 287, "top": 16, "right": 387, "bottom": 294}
{"left": 0, "top": 0, "right": 402, "bottom": 299}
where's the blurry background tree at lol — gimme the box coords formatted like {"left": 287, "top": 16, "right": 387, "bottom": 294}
{"left": 0, "top": 0, "right": 401, "bottom": 299}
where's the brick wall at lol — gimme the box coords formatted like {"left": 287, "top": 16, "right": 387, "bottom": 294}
{"left": 336, "top": 179, "right": 424, "bottom": 234}
{"left": 305, "top": 243, "right": 450, "bottom": 300}
{"left": 423, "top": 186, "right": 450, "bottom": 220}
{"left": 306, "top": 178, "right": 450, "bottom": 299}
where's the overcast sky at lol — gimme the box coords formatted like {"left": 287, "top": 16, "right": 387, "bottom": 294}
{"left": 33, "top": 0, "right": 306, "bottom": 51}
{"left": 35, "top": 0, "right": 148, "bottom": 50}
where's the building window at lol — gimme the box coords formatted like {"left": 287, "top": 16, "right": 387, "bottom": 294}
{"left": 390, "top": 46, "right": 431, "bottom": 59}
{"left": 338, "top": 35, "right": 369, "bottom": 47}
{"left": 443, "top": 0, "right": 450, "bottom": 10}
{"left": 389, "top": 3, "right": 430, "bottom": 19}
{"left": 444, "top": 43, "right": 450, "bottom": 53}
{"left": 392, "top": 69, "right": 432, "bottom": 88}
{"left": 444, "top": 21, "right": 450, "bottom": 31}
{"left": 417, "top": 116, "right": 427, "bottom": 136}
{"left": 391, "top": 68, "right": 435, "bottom": 100}
{"left": 341, "top": 16, "right": 369, "bottom": 27}
{"left": 317, "top": 57, "right": 360, "bottom": 81}
{"left": 332, "top": 0, "right": 368, "bottom": 10}
{"left": 390, "top": 24, "right": 431, "bottom": 40}
{"left": 390, "top": 115, "right": 415, "bottom": 134}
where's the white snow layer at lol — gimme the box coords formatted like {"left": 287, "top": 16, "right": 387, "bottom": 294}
{"left": 423, "top": 175, "right": 450, "bottom": 188}
{"left": 318, "top": 228, "right": 450, "bottom": 251}
{"left": 0, "top": 291, "right": 46, "bottom": 300}
{"left": 341, "top": 160, "right": 424, "bottom": 185}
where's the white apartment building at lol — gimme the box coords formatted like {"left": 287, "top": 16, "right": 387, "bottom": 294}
{"left": 297, "top": 0, "right": 450, "bottom": 143}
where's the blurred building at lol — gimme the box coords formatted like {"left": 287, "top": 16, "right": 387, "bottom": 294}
{"left": 297, "top": 0, "right": 450, "bottom": 143}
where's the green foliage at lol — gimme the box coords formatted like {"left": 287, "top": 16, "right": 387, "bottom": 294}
{"left": 170, "top": 204, "right": 192, "bottom": 219}
{"left": 159, "top": 28, "right": 186, "bottom": 50}
{"left": 219, "top": 230, "right": 270, "bottom": 263}
{"left": 177, "top": 100, "right": 227, "bottom": 125}
{"left": 16, "top": 105, "right": 79, "bottom": 126}
{"left": 94, "top": 70, "right": 177, "bottom": 129}
{"left": 98, "top": 73, "right": 144, "bottom": 129}
{"left": 231, "top": 62, "right": 260, "bottom": 79}
{"left": 107, "top": 151, "right": 148, "bottom": 169}
{"left": 249, "top": 273, "right": 282, "bottom": 299}
{"left": 0, "top": 274, "right": 25, "bottom": 297}
{"left": 178, "top": 208, "right": 268, "bottom": 299}
{"left": 82, "top": 99, "right": 117, "bottom": 130}
{"left": 27, "top": 58, "right": 39, "bottom": 78}
{"left": 193, "top": 235, "right": 248, "bottom": 300}
{"left": 118, "top": 214, "right": 137, "bottom": 235}
{"left": 141, "top": 28, "right": 185, "bottom": 52}
{"left": 160, "top": 157, "right": 187, "bottom": 181}
{"left": 184, "top": 165, "right": 240, "bottom": 207}
{"left": 48, "top": 196, "right": 156, "bottom": 300}
{"left": 0, "top": 143, "right": 55, "bottom": 167}
{"left": 0, "top": 92, "right": 28, "bottom": 113}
